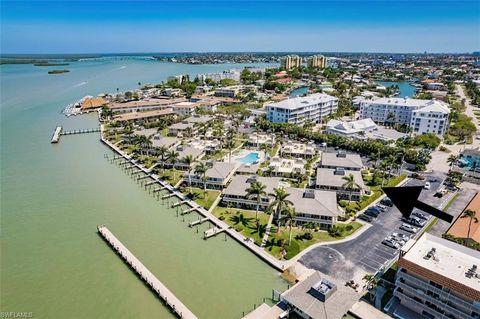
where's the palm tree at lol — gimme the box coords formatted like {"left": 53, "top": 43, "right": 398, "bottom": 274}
{"left": 280, "top": 206, "right": 297, "bottom": 246}
{"left": 447, "top": 154, "right": 459, "bottom": 171}
{"left": 269, "top": 187, "right": 293, "bottom": 222}
{"left": 184, "top": 126, "right": 194, "bottom": 139}
{"left": 195, "top": 162, "right": 209, "bottom": 197}
{"left": 158, "top": 146, "right": 168, "bottom": 172}
{"left": 461, "top": 209, "right": 478, "bottom": 246}
{"left": 167, "top": 150, "right": 179, "bottom": 180}
{"left": 246, "top": 181, "right": 267, "bottom": 224}
{"left": 225, "top": 140, "right": 235, "bottom": 163}
{"left": 342, "top": 173, "right": 360, "bottom": 203}
{"left": 363, "top": 274, "right": 379, "bottom": 301}
{"left": 260, "top": 143, "right": 269, "bottom": 158}
{"left": 183, "top": 155, "right": 194, "bottom": 192}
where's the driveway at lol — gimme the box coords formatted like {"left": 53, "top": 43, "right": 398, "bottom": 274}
{"left": 299, "top": 171, "right": 446, "bottom": 283}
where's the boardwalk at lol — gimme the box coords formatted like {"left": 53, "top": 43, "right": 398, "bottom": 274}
{"left": 97, "top": 225, "right": 198, "bottom": 319}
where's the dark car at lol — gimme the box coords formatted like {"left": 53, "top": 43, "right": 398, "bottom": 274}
{"left": 358, "top": 214, "right": 374, "bottom": 222}
{"left": 380, "top": 198, "right": 394, "bottom": 207}
{"left": 365, "top": 208, "right": 380, "bottom": 218}
{"left": 412, "top": 211, "right": 428, "bottom": 220}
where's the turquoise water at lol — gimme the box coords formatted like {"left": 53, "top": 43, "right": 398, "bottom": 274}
{"left": 375, "top": 81, "right": 417, "bottom": 98}
{"left": 289, "top": 86, "right": 309, "bottom": 97}
{"left": 0, "top": 58, "right": 286, "bottom": 319}
{"left": 239, "top": 152, "right": 260, "bottom": 165}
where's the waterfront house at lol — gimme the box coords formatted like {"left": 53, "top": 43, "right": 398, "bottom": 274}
{"left": 80, "top": 96, "right": 108, "bottom": 110}
{"left": 159, "top": 144, "right": 204, "bottom": 170}
{"left": 319, "top": 151, "right": 363, "bottom": 171}
{"left": 315, "top": 167, "right": 367, "bottom": 201}
{"left": 113, "top": 108, "right": 175, "bottom": 123}
{"left": 278, "top": 188, "right": 341, "bottom": 229}
{"left": 109, "top": 98, "right": 185, "bottom": 113}
{"left": 222, "top": 175, "right": 285, "bottom": 210}
{"left": 184, "top": 161, "right": 236, "bottom": 189}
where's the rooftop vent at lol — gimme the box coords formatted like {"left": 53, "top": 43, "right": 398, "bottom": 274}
{"left": 424, "top": 247, "right": 438, "bottom": 261}
{"left": 247, "top": 175, "right": 258, "bottom": 183}
{"left": 334, "top": 168, "right": 346, "bottom": 176}
{"left": 466, "top": 265, "right": 479, "bottom": 279}
{"left": 303, "top": 189, "right": 316, "bottom": 199}
{"left": 309, "top": 279, "right": 337, "bottom": 302}
{"left": 337, "top": 151, "right": 347, "bottom": 158}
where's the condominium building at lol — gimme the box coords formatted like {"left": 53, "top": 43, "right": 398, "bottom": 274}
{"left": 266, "top": 93, "right": 338, "bottom": 125}
{"left": 221, "top": 175, "right": 285, "bottom": 210}
{"left": 277, "top": 188, "right": 341, "bottom": 229}
{"left": 315, "top": 167, "right": 367, "bottom": 201}
{"left": 281, "top": 141, "right": 317, "bottom": 159}
{"left": 307, "top": 55, "right": 327, "bottom": 69}
{"left": 392, "top": 233, "right": 480, "bottom": 319}
{"left": 183, "top": 161, "right": 236, "bottom": 189}
{"left": 281, "top": 55, "right": 302, "bottom": 70}
{"left": 359, "top": 97, "right": 450, "bottom": 136}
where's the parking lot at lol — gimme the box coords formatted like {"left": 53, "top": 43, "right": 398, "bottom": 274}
{"left": 299, "top": 171, "right": 447, "bottom": 283}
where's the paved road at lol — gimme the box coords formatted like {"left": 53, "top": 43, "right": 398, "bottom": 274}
{"left": 299, "top": 171, "right": 446, "bottom": 283}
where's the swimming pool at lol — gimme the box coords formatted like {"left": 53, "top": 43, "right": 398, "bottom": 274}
{"left": 238, "top": 152, "right": 260, "bottom": 165}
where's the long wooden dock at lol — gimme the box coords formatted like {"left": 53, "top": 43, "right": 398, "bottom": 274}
{"left": 97, "top": 225, "right": 198, "bottom": 319}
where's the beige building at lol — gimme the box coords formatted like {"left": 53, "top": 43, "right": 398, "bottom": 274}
{"left": 307, "top": 55, "right": 327, "bottom": 69}
{"left": 281, "top": 55, "right": 302, "bottom": 70}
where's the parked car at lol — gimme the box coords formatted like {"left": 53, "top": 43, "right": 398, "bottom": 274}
{"left": 358, "top": 214, "right": 374, "bottom": 222}
{"left": 375, "top": 205, "right": 387, "bottom": 212}
{"left": 380, "top": 198, "right": 394, "bottom": 207}
{"left": 424, "top": 182, "right": 431, "bottom": 190}
{"left": 365, "top": 208, "right": 380, "bottom": 218}
{"left": 392, "top": 232, "right": 411, "bottom": 242}
{"left": 412, "top": 211, "right": 428, "bottom": 220}
{"left": 400, "top": 223, "right": 418, "bottom": 233}
{"left": 402, "top": 216, "right": 426, "bottom": 227}
{"left": 382, "top": 238, "right": 400, "bottom": 249}
{"left": 387, "top": 235, "right": 406, "bottom": 246}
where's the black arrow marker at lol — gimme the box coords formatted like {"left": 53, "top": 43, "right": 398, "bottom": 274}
{"left": 382, "top": 186, "right": 454, "bottom": 223}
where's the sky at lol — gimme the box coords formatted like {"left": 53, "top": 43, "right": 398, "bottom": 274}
{"left": 1, "top": 0, "right": 479, "bottom": 54}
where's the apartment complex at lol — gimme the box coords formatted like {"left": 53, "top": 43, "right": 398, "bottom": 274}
{"left": 266, "top": 93, "right": 338, "bottom": 125}
{"left": 359, "top": 97, "right": 450, "bottom": 136}
{"left": 278, "top": 188, "right": 341, "bottom": 229}
{"left": 281, "top": 55, "right": 302, "bottom": 70}
{"left": 393, "top": 233, "right": 480, "bottom": 319}
{"left": 307, "top": 55, "right": 327, "bottom": 69}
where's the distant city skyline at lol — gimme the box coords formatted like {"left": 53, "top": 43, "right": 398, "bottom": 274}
{"left": 1, "top": 0, "right": 479, "bottom": 54}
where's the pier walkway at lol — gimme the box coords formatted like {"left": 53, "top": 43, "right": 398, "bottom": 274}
{"left": 97, "top": 225, "right": 198, "bottom": 319}
{"left": 101, "top": 130, "right": 289, "bottom": 271}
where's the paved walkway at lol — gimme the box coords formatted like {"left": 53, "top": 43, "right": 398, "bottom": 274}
{"left": 98, "top": 225, "right": 198, "bottom": 319}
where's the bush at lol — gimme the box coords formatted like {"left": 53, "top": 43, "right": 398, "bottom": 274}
{"left": 303, "top": 232, "right": 313, "bottom": 240}
{"left": 439, "top": 146, "right": 450, "bottom": 153}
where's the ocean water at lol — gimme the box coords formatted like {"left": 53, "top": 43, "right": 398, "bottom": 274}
{"left": 0, "top": 58, "right": 286, "bottom": 319}
{"left": 375, "top": 80, "right": 416, "bottom": 98}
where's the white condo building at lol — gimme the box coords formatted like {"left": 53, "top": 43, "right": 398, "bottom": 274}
{"left": 359, "top": 97, "right": 450, "bottom": 136}
{"left": 266, "top": 93, "right": 338, "bottom": 125}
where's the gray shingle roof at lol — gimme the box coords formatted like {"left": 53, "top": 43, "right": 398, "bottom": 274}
{"left": 286, "top": 187, "right": 339, "bottom": 217}
{"left": 320, "top": 152, "right": 363, "bottom": 170}
{"left": 315, "top": 168, "right": 366, "bottom": 189}
{"left": 223, "top": 175, "right": 283, "bottom": 197}
{"left": 282, "top": 271, "right": 359, "bottom": 319}
{"left": 206, "top": 162, "right": 236, "bottom": 179}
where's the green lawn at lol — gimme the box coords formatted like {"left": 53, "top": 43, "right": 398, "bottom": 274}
{"left": 266, "top": 221, "right": 363, "bottom": 260}
{"left": 341, "top": 174, "right": 407, "bottom": 214}
{"left": 213, "top": 207, "right": 270, "bottom": 245}
{"left": 157, "top": 168, "right": 184, "bottom": 186}
{"left": 185, "top": 188, "right": 221, "bottom": 210}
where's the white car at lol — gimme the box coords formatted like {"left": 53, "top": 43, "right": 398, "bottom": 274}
{"left": 424, "top": 182, "right": 431, "bottom": 190}
{"left": 382, "top": 239, "right": 400, "bottom": 249}
{"left": 400, "top": 223, "right": 418, "bottom": 234}
{"left": 392, "top": 232, "right": 411, "bottom": 242}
